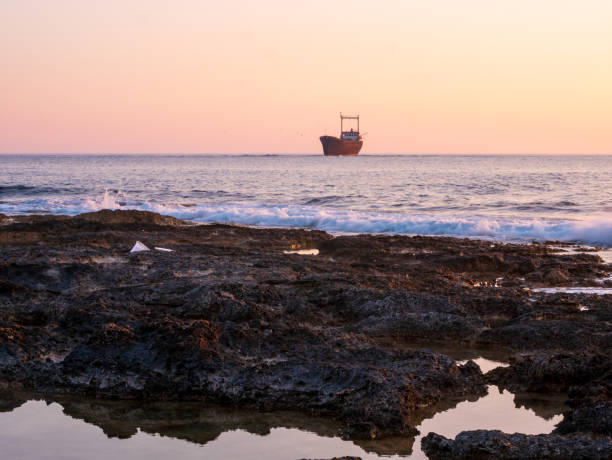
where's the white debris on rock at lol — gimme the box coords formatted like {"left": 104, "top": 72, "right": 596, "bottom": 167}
{"left": 130, "top": 241, "right": 150, "bottom": 253}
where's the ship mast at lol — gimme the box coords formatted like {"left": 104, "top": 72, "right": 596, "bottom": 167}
{"left": 340, "top": 113, "right": 359, "bottom": 133}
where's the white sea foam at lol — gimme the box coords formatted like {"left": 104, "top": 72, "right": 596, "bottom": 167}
{"left": 150, "top": 202, "right": 612, "bottom": 247}
{"left": 567, "top": 217, "right": 612, "bottom": 248}
{"left": 98, "top": 189, "right": 125, "bottom": 209}
{"left": 3, "top": 195, "right": 612, "bottom": 248}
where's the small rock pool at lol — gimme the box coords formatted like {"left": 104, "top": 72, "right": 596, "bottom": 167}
{"left": 0, "top": 385, "right": 566, "bottom": 459}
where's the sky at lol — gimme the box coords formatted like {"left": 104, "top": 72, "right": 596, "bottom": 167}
{"left": 1, "top": 0, "right": 611, "bottom": 154}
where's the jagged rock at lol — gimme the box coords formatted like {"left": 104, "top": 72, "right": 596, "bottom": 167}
{"left": 487, "top": 352, "right": 611, "bottom": 393}
{"left": 422, "top": 430, "right": 612, "bottom": 459}
{"left": 555, "top": 401, "right": 612, "bottom": 436}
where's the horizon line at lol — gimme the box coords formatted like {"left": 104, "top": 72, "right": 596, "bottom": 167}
{"left": 1, "top": 152, "right": 611, "bottom": 156}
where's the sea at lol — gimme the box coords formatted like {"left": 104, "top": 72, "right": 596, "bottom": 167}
{"left": 0, "top": 153, "right": 604, "bottom": 458}
{"left": 2, "top": 154, "right": 611, "bottom": 247}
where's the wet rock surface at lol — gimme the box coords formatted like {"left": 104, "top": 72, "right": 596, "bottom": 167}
{"left": 421, "top": 430, "right": 612, "bottom": 459}
{"left": 487, "top": 352, "right": 611, "bottom": 393}
{"left": 0, "top": 210, "right": 611, "bottom": 455}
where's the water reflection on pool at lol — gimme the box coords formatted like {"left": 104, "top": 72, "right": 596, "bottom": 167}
{"left": 0, "top": 386, "right": 565, "bottom": 460}
{"left": 456, "top": 357, "right": 509, "bottom": 373}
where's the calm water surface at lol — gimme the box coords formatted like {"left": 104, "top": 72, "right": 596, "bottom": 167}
{"left": 0, "top": 386, "right": 565, "bottom": 460}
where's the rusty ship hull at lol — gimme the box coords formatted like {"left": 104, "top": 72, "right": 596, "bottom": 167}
{"left": 320, "top": 136, "right": 363, "bottom": 156}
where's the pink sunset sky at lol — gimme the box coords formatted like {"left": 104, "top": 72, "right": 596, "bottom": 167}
{"left": 1, "top": 0, "right": 611, "bottom": 154}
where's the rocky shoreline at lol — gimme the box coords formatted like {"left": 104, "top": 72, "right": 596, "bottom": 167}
{"left": 1, "top": 210, "right": 610, "bottom": 457}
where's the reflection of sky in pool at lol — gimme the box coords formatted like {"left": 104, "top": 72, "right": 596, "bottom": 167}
{"left": 532, "top": 287, "right": 612, "bottom": 295}
{"left": 283, "top": 249, "right": 319, "bottom": 255}
{"left": 456, "top": 357, "right": 509, "bottom": 373}
{"left": 0, "top": 386, "right": 564, "bottom": 460}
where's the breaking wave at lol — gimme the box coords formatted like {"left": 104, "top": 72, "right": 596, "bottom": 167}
{"left": 157, "top": 203, "right": 612, "bottom": 246}
{"left": 2, "top": 193, "right": 612, "bottom": 247}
